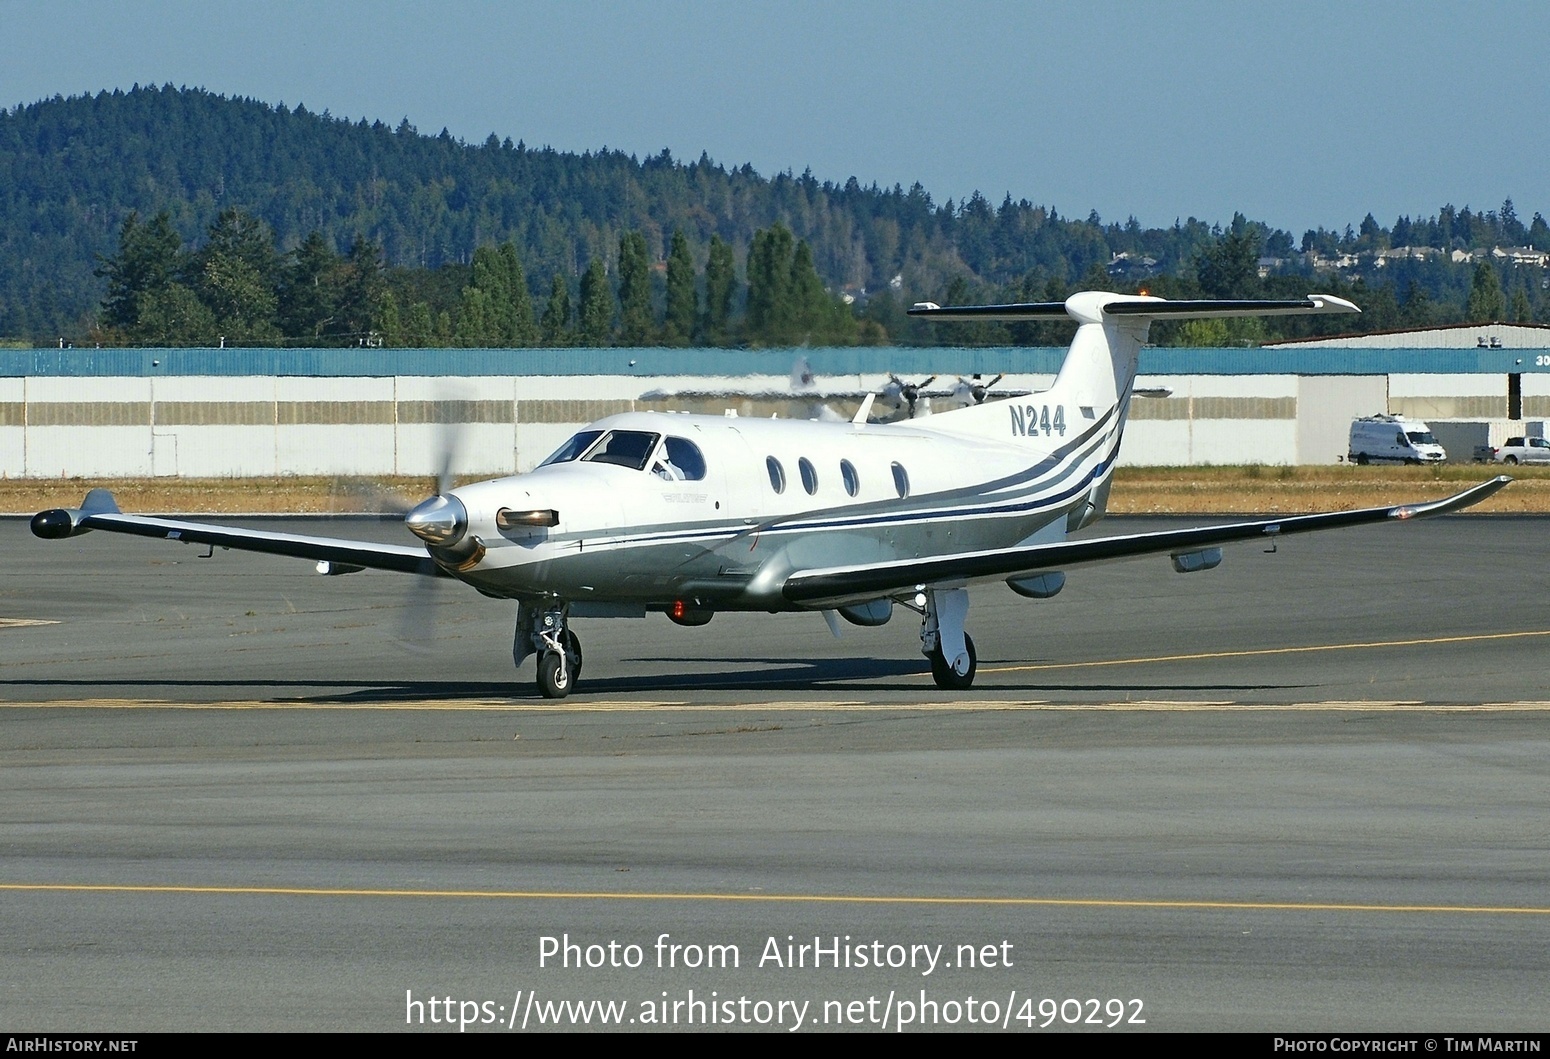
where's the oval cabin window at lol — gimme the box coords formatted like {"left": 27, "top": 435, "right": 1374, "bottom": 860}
{"left": 840, "top": 459, "right": 859, "bottom": 497}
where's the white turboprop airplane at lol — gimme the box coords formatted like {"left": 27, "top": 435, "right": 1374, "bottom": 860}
{"left": 31, "top": 291, "right": 1509, "bottom": 698}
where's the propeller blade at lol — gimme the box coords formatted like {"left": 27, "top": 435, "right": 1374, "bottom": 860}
{"left": 434, "top": 420, "right": 462, "bottom": 497}
{"left": 330, "top": 477, "right": 416, "bottom": 517}
{"left": 971, "top": 373, "right": 1004, "bottom": 403}
{"left": 394, "top": 566, "right": 449, "bottom": 654}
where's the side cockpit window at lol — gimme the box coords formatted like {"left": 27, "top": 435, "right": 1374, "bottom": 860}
{"left": 539, "top": 429, "right": 603, "bottom": 467}
{"left": 653, "top": 436, "right": 707, "bottom": 481}
{"left": 582, "top": 430, "right": 661, "bottom": 470}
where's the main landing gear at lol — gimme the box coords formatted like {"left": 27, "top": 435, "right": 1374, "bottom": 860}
{"left": 919, "top": 587, "right": 977, "bottom": 689}
{"left": 516, "top": 603, "right": 583, "bottom": 698}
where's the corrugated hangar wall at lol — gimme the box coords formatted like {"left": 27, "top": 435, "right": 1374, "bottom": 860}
{"left": 2, "top": 353, "right": 1549, "bottom": 478}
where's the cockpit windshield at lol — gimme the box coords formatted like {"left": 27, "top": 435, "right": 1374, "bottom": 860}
{"left": 582, "top": 430, "right": 662, "bottom": 471}
{"left": 539, "top": 430, "right": 603, "bottom": 467}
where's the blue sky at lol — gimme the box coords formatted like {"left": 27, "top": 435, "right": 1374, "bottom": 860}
{"left": 5, "top": 1, "right": 1546, "bottom": 237}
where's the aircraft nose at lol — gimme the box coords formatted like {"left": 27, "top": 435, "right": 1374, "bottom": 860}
{"left": 405, "top": 494, "right": 468, "bottom": 546}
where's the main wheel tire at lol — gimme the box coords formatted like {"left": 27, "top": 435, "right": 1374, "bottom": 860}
{"left": 929, "top": 633, "right": 977, "bottom": 690}
{"left": 538, "top": 651, "right": 573, "bottom": 698}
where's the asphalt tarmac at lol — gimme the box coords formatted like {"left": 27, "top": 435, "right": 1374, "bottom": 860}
{"left": 3, "top": 513, "right": 1549, "bottom": 1032}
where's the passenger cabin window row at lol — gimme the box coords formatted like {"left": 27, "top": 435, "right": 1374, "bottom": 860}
{"left": 764, "top": 457, "right": 911, "bottom": 499}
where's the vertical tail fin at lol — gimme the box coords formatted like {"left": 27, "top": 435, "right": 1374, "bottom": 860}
{"left": 907, "top": 292, "right": 1361, "bottom": 523}
{"left": 907, "top": 292, "right": 1359, "bottom": 440}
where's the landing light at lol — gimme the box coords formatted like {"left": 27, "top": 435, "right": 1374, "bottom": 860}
{"left": 497, "top": 508, "right": 560, "bottom": 529}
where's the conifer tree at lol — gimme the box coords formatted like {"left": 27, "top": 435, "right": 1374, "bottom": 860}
{"left": 456, "top": 285, "right": 491, "bottom": 346}
{"left": 470, "top": 245, "right": 510, "bottom": 344}
{"left": 1512, "top": 286, "right": 1532, "bottom": 323}
{"left": 541, "top": 272, "right": 572, "bottom": 346}
{"left": 1399, "top": 281, "right": 1434, "bottom": 328}
{"left": 617, "top": 231, "right": 652, "bottom": 345}
{"left": 96, "top": 211, "right": 184, "bottom": 337}
{"left": 279, "top": 231, "right": 341, "bottom": 341}
{"left": 498, "top": 242, "right": 537, "bottom": 344}
{"left": 403, "top": 301, "right": 435, "bottom": 346}
{"left": 376, "top": 289, "right": 402, "bottom": 346}
{"left": 334, "top": 237, "right": 384, "bottom": 342}
{"left": 746, "top": 223, "right": 795, "bottom": 344}
{"left": 663, "top": 230, "right": 696, "bottom": 345}
{"left": 1466, "top": 260, "right": 1505, "bottom": 322}
{"left": 789, "top": 239, "right": 829, "bottom": 341}
{"left": 578, "top": 258, "right": 613, "bottom": 346}
{"left": 702, "top": 234, "right": 736, "bottom": 345}
{"left": 194, "top": 209, "right": 280, "bottom": 342}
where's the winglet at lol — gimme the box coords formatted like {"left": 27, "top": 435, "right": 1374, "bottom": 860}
{"left": 82, "top": 489, "right": 121, "bottom": 515}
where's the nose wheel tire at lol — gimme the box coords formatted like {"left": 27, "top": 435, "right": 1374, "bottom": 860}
{"left": 536, "top": 630, "right": 583, "bottom": 699}
{"left": 929, "top": 633, "right": 977, "bottom": 690}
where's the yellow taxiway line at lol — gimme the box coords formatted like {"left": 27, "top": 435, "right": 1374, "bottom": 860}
{"left": 983, "top": 627, "right": 1550, "bottom": 675}
{"left": 3, "top": 881, "right": 1548, "bottom": 917}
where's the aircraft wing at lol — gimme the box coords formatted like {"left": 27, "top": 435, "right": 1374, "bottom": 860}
{"left": 31, "top": 489, "right": 442, "bottom": 577}
{"left": 781, "top": 477, "right": 1510, "bottom": 608}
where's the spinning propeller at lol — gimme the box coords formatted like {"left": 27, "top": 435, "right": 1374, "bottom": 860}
{"left": 884, "top": 374, "right": 937, "bottom": 418}
{"left": 946, "top": 373, "right": 1005, "bottom": 406}
{"left": 332, "top": 421, "right": 475, "bottom": 651}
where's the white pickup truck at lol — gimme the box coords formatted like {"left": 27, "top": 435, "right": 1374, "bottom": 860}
{"left": 1473, "top": 437, "right": 1550, "bottom": 465}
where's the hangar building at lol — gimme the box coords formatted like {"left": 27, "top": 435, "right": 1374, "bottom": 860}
{"left": 2, "top": 325, "right": 1547, "bottom": 478}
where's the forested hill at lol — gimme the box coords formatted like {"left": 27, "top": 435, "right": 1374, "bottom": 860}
{"left": 2, "top": 85, "right": 1546, "bottom": 345}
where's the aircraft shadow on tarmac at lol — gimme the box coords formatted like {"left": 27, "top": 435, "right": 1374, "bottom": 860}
{"left": 1, "top": 652, "right": 1311, "bottom": 701}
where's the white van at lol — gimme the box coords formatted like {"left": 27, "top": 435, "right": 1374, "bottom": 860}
{"left": 1348, "top": 415, "right": 1448, "bottom": 465}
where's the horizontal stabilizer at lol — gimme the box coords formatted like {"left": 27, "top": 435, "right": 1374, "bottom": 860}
{"left": 909, "top": 293, "right": 1360, "bottom": 323}
{"left": 909, "top": 301, "right": 1068, "bottom": 321}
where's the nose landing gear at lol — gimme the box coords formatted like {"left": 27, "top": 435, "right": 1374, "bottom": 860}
{"left": 537, "top": 628, "right": 582, "bottom": 698}
{"left": 516, "top": 603, "right": 583, "bottom": 698}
